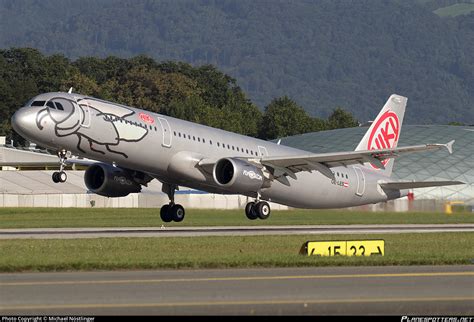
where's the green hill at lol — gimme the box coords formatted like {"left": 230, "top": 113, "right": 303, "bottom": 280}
{"left": 0, "top": 0, "right": 473, "bottom": 124}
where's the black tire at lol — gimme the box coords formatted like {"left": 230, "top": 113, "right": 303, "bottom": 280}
{"left": 58, "top": 171, "right": 67, "bottom": 183}
{"left": 170, "top": 204, "right": 185, "bottom": 222}
{"left": 160, "top": 204, "right": 173, "bottom": 222}
{"left": 245, "top": 202, "right": 258, "bottom": 220}
{"left": 256, "top": 201, "right": 271, "bottom": 220}
{"left": 52, "top": 172, "right": 60, "bottom": 183}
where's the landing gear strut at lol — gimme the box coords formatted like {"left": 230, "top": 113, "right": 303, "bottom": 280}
{"left": 245, "top": 200, "right": 271, "bottom": 220}
{"left": 160, "top": 183, "right": 185, "bottom": 222}
{"left": 52, "top": 150, "right": 68, "bottom": 183}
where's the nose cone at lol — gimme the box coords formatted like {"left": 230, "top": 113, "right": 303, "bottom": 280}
{"left": 11, "top": 107, "right": 38, "bottom": 140}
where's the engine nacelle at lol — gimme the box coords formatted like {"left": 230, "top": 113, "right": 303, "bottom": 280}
{"left": 213, "top": 158, "right": 265, "bottom": 194}
{"left": 84, "top": 163, "right": 141, "bottom": 197}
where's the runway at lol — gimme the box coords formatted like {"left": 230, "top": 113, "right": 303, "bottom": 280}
{"left": 1, "top": 224, "right": 473, "bottom": 239}
{"left": 1, "top": 265, "right": 473, "bottom": 315}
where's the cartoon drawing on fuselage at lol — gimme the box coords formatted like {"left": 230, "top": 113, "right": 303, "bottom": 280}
{"left": 11, "top": 91, "right": 464, "bottom": 223}
{"left": 35, "top": 96, "right": 148, "bottom": 158}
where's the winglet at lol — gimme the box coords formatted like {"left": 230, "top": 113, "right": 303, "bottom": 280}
{"left": 429, "top": 140, "right": 455, "bottom": 154}
{"left": 445, "top": 140, "right": 455, "bottom": 154}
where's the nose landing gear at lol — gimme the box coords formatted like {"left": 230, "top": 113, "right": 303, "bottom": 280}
{"left": 52, "top": 150, "right": 69, "bottom": 183}
{"left": 52, "top": 171, "right": 67, "bottom": 183}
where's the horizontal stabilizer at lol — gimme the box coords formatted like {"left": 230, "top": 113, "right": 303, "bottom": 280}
{"left": 380, "top": 181, "right": 464, "bottom": 190}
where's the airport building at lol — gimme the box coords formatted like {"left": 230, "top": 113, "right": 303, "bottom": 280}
{"left": 1, "top": 125, "right": 473, "bottom": 210}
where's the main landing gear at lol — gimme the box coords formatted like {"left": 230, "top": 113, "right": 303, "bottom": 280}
{"left": 245, "top": 200, "right": 271, "bottom": 220}
{"left": 52, "top": 150, "right": 68, "bottom": 183}
{"left": 160, "top": 183, "right": 185, "bottom": 222}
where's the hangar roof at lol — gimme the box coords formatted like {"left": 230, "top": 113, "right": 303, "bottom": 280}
{"left": 279, "top": 125, "right": 473, "bottom": 201}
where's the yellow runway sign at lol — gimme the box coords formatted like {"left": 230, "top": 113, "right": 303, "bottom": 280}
{"left": 305, "top": 240, "right": 384, "bottom": 256}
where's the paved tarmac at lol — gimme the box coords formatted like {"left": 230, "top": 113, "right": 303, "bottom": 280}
{"left": 1, "top": 265, "right": 473, "bottom": 315}
{"left": 1, "top": 224, "right": 473, "bottom": 239}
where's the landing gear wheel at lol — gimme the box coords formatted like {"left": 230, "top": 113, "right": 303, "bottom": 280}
{"left": 58, "top": 171, "right": 67, "bottom": 183}
{"left": 255, "top": 201, "right": 271, "bottom": 220}
{"left": 245, "top": 202, "right": 258, "bottom": 220}
{"left": 52, "top": 172, "right": 60, "bottom": 183}
{"left": 170, "top": 204, "right": 185, "bottom": 222}
{"left": 160, "top": 204, "right": 172, "bottom": 223}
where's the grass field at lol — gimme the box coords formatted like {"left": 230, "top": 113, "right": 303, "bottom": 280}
{"left": 0, "top": 233, "right": 472, "bottom": 272}
{"left": 1, "top": 208, "right": 472, "bottom": 272}
{"left": 1, "top": 208, "right": 473, "bottom": 228}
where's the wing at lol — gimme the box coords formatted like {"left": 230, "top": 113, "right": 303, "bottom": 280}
{"left": 260, "top": 141, "right": 455, "bottom": 181}
{"left": 380, "top": 181, "right": 464, "bottom": 190}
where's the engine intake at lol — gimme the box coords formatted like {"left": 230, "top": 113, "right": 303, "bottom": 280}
{"left": 213, "top": 158, "right": 265, "bottom": 194}
{"left": 84, "top": 163, "right": 141, "bottom": 197}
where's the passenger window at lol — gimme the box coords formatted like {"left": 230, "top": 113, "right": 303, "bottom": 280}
{"left": 197, "top": 137, "right": 200, "bottom": 142}
{"left": 236, "top": 147, "right": 239, "bottom": 152}
{"left": 46, "top": 101, "right": 56, "bottom": 109}
{"left": 232, "top": 146, "right": 235, "bottom": 150}
{"left": 227, "top": 144, "right": 230, "bottom": 149}
{"left": 178, "top": 133, "right": 181, "bottom": 138}
{"left": 246, "top": 149, "right": 249, "bottom": 154}
{"left": 202, "top": 138, "right": 205, "bottom": 143}
{"left": 173, "top": 131, "right": 176, "bottom": 136}
{"left": 210, "top": 140, "right": 212, "bottom": 145}
{"left": 188, "top": 135, "right": 191, "bottom": 139}
{"left": 193, "top": 136, "right": 196, "bottom": 141}
{"left": 217, "top": 142, "right": 220, "bottom": 147}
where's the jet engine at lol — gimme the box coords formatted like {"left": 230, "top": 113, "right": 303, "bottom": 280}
{"left": 213, "top": 158, "right": 266, "bottom": 194}
{"left": 84, "top": 163, "right": 142, "bottom": 197}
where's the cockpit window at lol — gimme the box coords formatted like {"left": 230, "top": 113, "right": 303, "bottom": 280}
{"left": 46, "top": 101, "right": 56, "bottom": 109}
{"left": 55, "top": 102, "right": 64, "bottom": 110}
{"left": 31, "top": 101, "right": 46, "bottom": 106}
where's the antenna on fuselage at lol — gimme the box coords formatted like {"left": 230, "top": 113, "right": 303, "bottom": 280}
{"left": 68, "top": 87, "right": 73, "bottom": 94}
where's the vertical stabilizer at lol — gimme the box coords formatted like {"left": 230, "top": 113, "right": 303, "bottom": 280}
{"left": 355, "top": 94, "right": 407, "bottom": 177}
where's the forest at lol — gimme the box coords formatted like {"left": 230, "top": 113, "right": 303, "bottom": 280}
{"left": 0, "top": 0, "right": 472, "bottom": 124}
{"left": 0, "top": 48, "right": 358, "bottom": 145}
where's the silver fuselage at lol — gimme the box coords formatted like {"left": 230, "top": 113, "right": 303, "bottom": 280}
{"left": 11, "top": 92, "right": 402, "bottom": 208}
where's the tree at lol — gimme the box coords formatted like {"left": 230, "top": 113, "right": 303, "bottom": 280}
{"left": 327, "top": 108, "right": 359, "bottom": 129}
{"left": 260, "top": 96, "right": 321, "bottom": 140}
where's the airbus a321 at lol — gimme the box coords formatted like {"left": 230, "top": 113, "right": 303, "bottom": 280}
{"left": 11, "top": 91, "right": 463, "bottom": 222}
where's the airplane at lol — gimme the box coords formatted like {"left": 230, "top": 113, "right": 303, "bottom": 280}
{"left": 11, "top": 91, "right": 463, "bottom": 222}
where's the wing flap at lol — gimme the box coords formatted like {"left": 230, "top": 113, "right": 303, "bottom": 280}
{"left": 380, "top": 181, "right": 464, "bottom": 190}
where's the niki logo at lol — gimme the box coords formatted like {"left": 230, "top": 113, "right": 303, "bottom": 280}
{"left": 367, "top": 110, "right": 400, "bottom": 169}
{"left": 139, "top": 112, "right": 155, "bottom": 124}
{"left": 243, "top": 170, "right": 263, "bottom": 181}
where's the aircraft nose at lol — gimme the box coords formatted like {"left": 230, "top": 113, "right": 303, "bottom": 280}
{"left": 11, "top": 107, "right": 38, "bottom": 139}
